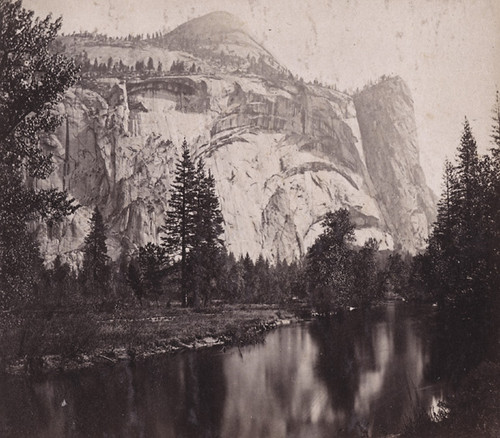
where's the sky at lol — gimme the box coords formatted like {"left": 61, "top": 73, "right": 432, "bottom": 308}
{"left": 24, "top": 0, "right": 500, "bottom": 195}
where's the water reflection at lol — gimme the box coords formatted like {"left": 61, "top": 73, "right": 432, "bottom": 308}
{"left": 309, "top": 305, "right": 435, "bottom": 436}
{"left": 0, "top": 303, "right": 485, "bottom": 437}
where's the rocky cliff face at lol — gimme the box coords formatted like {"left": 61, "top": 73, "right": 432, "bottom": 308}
{"left": 353, "top": 78, "right": 436, "bottom": 251}
{"left": 36, "top": 13, "right": 435, "bottom": 265}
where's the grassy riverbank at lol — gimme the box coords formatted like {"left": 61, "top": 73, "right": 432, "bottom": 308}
{"left": 0, "top": 303, "right": 302, "bottom": 375}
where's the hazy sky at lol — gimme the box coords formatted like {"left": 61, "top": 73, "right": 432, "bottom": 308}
{"left": 25, "top": 0, "right": 499, "bottom": 194}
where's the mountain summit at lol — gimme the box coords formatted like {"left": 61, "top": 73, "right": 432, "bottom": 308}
{"left": 167, "top": 12, "right": 249, "bottom": 40}
{"left": 163, "top": 11, "right": 286, "bottom": 75}
{"left": 40, "top": 15, "right": 435, "bottom": 264}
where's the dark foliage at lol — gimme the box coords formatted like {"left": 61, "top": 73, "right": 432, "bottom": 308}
{"left": 0, "top": 0, "right": 79, "bottom": 304}
{"left": 81, "top": 206, "right": 110, "bottom": 294}
{"left": 128, "top": 243, "right": 168, "bottom": 304}
{"left": 161, "top": 140, "right": 198, "bottom": 306}
{"left": 420, "top": 115, "right": 499, "bottom": 319}
{"left": 160, "top": 142, "right": 226, "bottom": 307}
{"left": 305, "top": 209, "right": 385, "bottom": 312}
{"left": 402, "top": 101, "right": 500, "bottom": 435}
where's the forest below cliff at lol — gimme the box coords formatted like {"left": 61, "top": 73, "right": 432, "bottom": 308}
{"left": 1, "top": 3, "right": 499, "bottom": 434}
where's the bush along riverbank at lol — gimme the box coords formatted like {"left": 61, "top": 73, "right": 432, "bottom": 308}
{"left": 0, "top": 304, "right": 303, "bottom": 376}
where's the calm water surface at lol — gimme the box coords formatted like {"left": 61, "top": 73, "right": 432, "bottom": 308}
{"left": 0, "top": 303, "right": 489, "bottom": 437}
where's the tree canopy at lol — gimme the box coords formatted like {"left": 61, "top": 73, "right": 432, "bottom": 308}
{"left": 0, "top": 0, "right": 79, "bottom": 302}
{"left": 307, "top": 209, "right": 356, "bottom": 312}
{"left": 423, "top": 115, "right": 499, "bottom": 314}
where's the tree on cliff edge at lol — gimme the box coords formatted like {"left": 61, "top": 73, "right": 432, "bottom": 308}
{"left": 0, "top": 0, "right": 79, "bottom": 304}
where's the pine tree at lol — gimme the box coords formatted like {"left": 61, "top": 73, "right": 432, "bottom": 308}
{"left": 81, "top": 207, "right": 109, "bottom": 294}
{"left": 484, "top": 93, "right": 500, "bottom": 311}
{"left": 436, "top": 160, "right": 460, "bottom": 235}
{"left": 424, "top": 117, "right": 497, "bottom": 308}
{"left": 487, "top": 93, "right": 500, "bottom": 247}
{"left": 189, "top": 159, "right": 225, "bottom": 306}
{"left": 147, "top": 56, "right": 154, "bottom": 71}
{"left": 456, "top": 119, "right": 481, "bottom": 222}
{"left": 223, "top": 252, "right": 244, "bottom": 302}
{"left": 241, "top": 253, "right": 255, "bottom": 301}
{"left": 135, "top": 60, "right": 144, "bottom": 72}
{"left": 161, "top": 145, "right": 225, "bottom": 307}
{"left": 195, "top": 163, "right": 224, "bottom": 252}
{"left": 455, "top": 119, "right": 483, "bottom": 296}
{"left": 161, "top": 140, "right": 198, "bottom": 306}
{"left": 492, "top": 91, "right": 500, "bottom": 154}
{"left": 137, "top": 243, "right": 168, "bottom": 303}
{"left": 428, "top": 159, "right": 462, "bottom": 300}
{"left": 254, "top": 254, "right": 269, "bottom": 302}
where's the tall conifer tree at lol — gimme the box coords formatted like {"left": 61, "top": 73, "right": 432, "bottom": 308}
{"left": 455, "top": 119, "right": 484, "bottom": 297}
{"left": 456, "top": 119, "right": 481, "bottom": 224}
{"left": 491, "top": 91, "right": 500, "bottom": 153}
{"left": 428, "top": 160, "right": 462, "bottom": 300}
{"left": 137, "top": 243, "right": 168, "bottom": 302}
{"left": 485, "top": 92, "right": 500, "bottom": 310}
{"left": 81, "top": 206, "right": 109, "bottom": 294}
{"left": 161, "top": 140, "right": 197, "bottom": 306}
{"left": 190, "top": 159, "right": 225, "bottom": 306}
{"left": 424, "top": 116, "right": 498, "bottom": 309}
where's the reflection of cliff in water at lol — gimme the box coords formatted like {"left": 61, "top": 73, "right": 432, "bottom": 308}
{"left": 220, "top": 324, "right": 334, "bottom": 437}
{"left": 1, "top": 303, "right": 488, "bottom": 437}
{"left": 0, "top": 352, "right": 227, "bottom": 437}
{"left": 309, "top": 304, "right": 440, "bottom": 436}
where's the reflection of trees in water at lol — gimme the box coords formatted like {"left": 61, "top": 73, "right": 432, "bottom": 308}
{"left": 0, "top": 364, "right": 134, "bottom": 437}
{"left": 309, "top": 310, "right": 378, "bottom": 434}
{"left": 424, "top": 304, "right": 497, "bottom": 387}
{"left": 220, "top": 327, "right": 326, "bottom": 437}
{"left": 309, "top": 305, "right": 439, "bottom": 437}
{"left": 116, "top": 352, "right": 227, "bottom": 437}
{"left": 2, "top": 304, "right": 491, "bottom": 437}
{"left": 0, "top": 377, "right": 65, "bottom": 437}
{"left": 311, "top": 314, "right": 360, "bottom": 413}
{"left": 0, "top": 352, "right": 227, "bottom": 438}
{"left": 178, "top": 353, "right": 227, "bottom": 437}
{"left": 368, "top": 305, "right": 433, "bottom": 436}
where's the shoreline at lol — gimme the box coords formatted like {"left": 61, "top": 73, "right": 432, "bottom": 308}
{"left": 2, "top": 305, "right": 306, "bottom": 376}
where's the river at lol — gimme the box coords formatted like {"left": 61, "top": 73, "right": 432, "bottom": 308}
{"left": 0, "top": 302, "right": 488, "bottom": 437}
